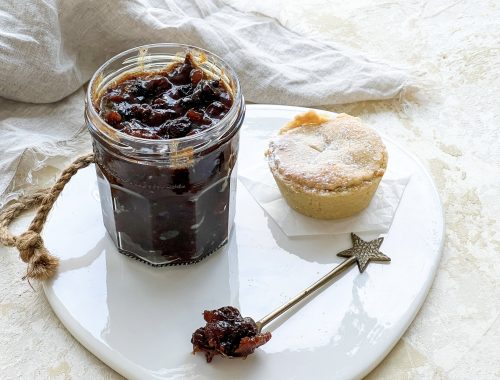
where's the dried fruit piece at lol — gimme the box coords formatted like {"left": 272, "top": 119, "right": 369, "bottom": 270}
{"left": 191, "top": 306, "right": 272, "bottom": 363}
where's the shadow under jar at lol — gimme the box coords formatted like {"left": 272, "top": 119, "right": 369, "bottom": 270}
{"left": 85, "top": 44, "right": 245, "bottom": 266}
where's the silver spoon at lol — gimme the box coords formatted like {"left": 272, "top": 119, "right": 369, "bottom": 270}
{"left": 194, "top": 233, "right": 390, "bottom": 360}
{"left": 255, "top": 233, "right": 390, "bottom": 333}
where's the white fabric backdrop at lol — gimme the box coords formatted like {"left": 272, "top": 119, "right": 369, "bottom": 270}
{"left": 0, "top": 0, "right": 414, "bottom": 206}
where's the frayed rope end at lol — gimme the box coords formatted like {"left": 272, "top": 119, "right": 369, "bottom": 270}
{"left": 24, "top": 251, "right": 60, "bottom": 281}
{"left": 16, "top": 230, "right": 59, "bottom": 281}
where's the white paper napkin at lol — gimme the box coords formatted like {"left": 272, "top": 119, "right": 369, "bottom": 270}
{"left": 239, "top": 161, "right": 410, "bottom": 237}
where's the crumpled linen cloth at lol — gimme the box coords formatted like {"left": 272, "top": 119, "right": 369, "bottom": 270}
{"left": 0, "top": 0, "right": 413, "bottom": 206}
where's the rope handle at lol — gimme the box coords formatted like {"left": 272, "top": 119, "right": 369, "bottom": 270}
{"left": 0, "top": 153, "right": 94, "bottom": 281}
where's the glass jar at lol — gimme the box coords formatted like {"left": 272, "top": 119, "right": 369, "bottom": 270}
{"left": 85, "top": 44, "right": 245, "bottom": 266}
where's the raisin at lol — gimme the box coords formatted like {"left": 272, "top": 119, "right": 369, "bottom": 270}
{"left": 201, "top": 81, "right": 216, "bottom": 99}
{"left": 168, "top": 120, "right": 193, "bottom": 138}
{"left": 106, "top": 111, "right": 122, "bottom": 126}
{"left": 107, "top": 94, "right": 126, "bottom": 103}
{"left": 178, "top": 97, "right": 193, "bottom": 110}
{"left": 169, "top": 62, "right": 193, "bottom": 85}
{"left": 145, "top": 109, "right": 171, "bottom": 126}
{"left": 219, "top": 92, "right": 232, "bottom": 107}
{"left": 138, "top": 104, "right": 152, "bottom": 122}
{"left": 206, "top": 101, "right": 225, "bottom": 117}
{"left": 143, "top": 76, "right": 171, "bottom": 93}
{"left": 190, "top": 69, "right": 203, "bottom": 85}
{"left": 186, "top": 109, "right": 204, "bottom": 123}
{"left": 201, "top": 116, "right": 212, "bottom": 125}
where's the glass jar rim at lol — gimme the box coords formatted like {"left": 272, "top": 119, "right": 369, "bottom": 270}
{"left": 85, "top": 43, "right": 243, "bottom": 148}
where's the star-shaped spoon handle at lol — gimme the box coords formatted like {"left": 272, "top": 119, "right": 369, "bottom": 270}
{"left": 256, "top": 233, "right": 390, "bottom": 331}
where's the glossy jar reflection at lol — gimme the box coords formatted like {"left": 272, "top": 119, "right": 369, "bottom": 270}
{"left": 85, "top": 44, "right": 245, "bottom": 265}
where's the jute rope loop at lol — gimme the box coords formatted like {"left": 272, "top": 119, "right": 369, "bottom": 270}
{"left": 0, "top": 153, "right": 94, "bottom": 281}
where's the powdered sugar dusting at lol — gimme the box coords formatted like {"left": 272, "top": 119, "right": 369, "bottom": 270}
{"left": 267, "top": 113, "right": 387, "bottom": 190}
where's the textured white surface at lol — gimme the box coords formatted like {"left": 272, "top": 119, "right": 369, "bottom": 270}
{"left": 1, "top": 0, "right": 499, "bottom": 379}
